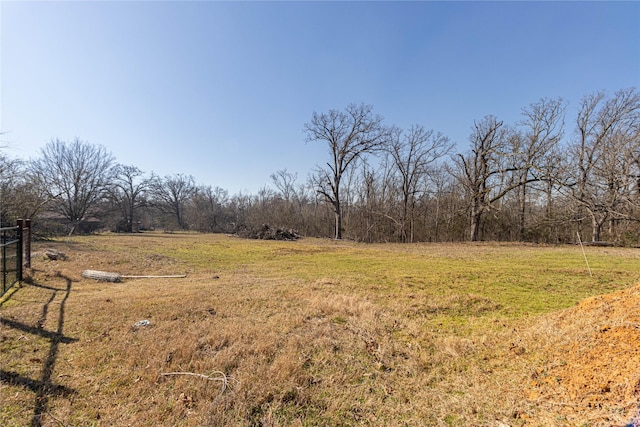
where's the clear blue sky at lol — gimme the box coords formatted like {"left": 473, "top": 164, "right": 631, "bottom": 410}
{"left": 1, "top": 1, "right": 639, "bottom": 195}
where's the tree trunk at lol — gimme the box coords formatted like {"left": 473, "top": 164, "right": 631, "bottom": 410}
{"left": 334, "top": 199, "right": 342, "bottom": 240}
{"left": 434, "top": 197, "right": 440, "bottom": 243}
{"left": 470, "top": 204, "right": 481, "bottom": 242}
{"left": 409, "top": 216, "right": 414, "bottom": 243}
{"left": 469, "top": 193, "right": 483, "bottom": 241}
{"left": 400, "top": 194, "right": 409, "bottom": 243}
{"left": 591, "top": 214, "right": 602, "bottom": 243}
{"left": 545, "top": 180, "right": 554, "bottom": 241}
{"left": 518, "top": 183, "right": 526, "bottom": 241}
{"left": 127, "top": 206, "right": 134, "bottom": 233}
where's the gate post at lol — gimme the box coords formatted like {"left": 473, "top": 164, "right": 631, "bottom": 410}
{"left": 16, "top": 220, "right": 23, "bottom": 282}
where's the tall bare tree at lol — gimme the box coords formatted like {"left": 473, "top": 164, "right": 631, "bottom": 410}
{"left": 566, "top": 88, "right": 640, "bottom": 242}
{"left": 150, "top": 174, "right": 196, "bottom": 230}
{"left": 386, "top": 125, "right": 452, "bottom": 242}
{"left": 304, "top": 103, "right": 387, "bottom": 239}
{"left": 513, "top": 97, "right": 566, "bottom": 240}
{"left": 454, "top": 116, "right": 536, "bottom": 241}
{"left": 107, "top": 165, "right": 151, "bottom": 232}
{"left": 30, "top": 138, "right": 115, "bottom": 234}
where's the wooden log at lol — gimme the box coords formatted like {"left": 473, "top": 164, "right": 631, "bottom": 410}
{"left": 82, "top": 270, "right": 187, "bottom": 282}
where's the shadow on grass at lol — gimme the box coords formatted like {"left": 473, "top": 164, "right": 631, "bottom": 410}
{"left": 0, "top": 275, "right": 78, "bottom": 427}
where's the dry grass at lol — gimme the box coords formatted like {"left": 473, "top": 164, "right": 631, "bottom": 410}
{"left": 1, "top": 233, "right": 640, "bottom": 426}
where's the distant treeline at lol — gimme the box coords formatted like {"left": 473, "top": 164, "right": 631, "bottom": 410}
{"left": 2, "top": 87, "right": 639, "bottom": 244}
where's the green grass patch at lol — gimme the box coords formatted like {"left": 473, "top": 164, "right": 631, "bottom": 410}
{"left": 73, "top": 234, "right": 640, "bottom": 320}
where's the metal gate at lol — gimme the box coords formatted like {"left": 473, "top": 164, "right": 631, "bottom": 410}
{"left": 1, "top": 224, "right": 23, "bottom": 297}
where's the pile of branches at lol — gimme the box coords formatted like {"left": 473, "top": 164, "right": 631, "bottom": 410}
{"left": 234, "top": 224, "right": 301, "bottom": 241}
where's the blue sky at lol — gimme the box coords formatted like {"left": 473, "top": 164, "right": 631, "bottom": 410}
{"left": 1, "top": 1, "right": 639, "bottom": 194}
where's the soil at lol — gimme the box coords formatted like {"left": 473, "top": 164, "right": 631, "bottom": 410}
{"left": 526, "top": 284, "right": 640, "bottom": 426}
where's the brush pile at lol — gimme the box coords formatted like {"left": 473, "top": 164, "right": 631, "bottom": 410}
{"left": 234, "top": 224, "right": 300, "bottom": 241}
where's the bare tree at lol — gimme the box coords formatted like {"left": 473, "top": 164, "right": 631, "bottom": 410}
{"left": 7, "top": 167, "right": 51, "bottom": 222}
{"left": 271, "top": 169, "right": 298, "bottom": 202}
{"left": 296, "top": 176, "right": 330, "bottom": 237}
{"left": 150, "top": 174, "right": 196, "bottom": 230}
{"left": 424, "top": 165, "right": 463, "bottom": 242}
{"left": 30, "top": 138, "right": 115, "bottom": 234}
{"left": 454, "top": 117, "right": 504, "bottom": 241}
{"left": 0, "top": 154, "right": 25, "bottom": 225}
{"left": 566, "top": 88, "right": 640, "bottom": 242}
{"left": 454, "top": 116, "right": 525, "bottom": 241}
{"left": 269, "top": 169, "right": 303, "bottom": 229}
{"left": 354, "top": 159, "right": 395, "bottom": 242}
{"left": 304, "top": 103, "right": 387, "bottom": 239}
{"left": 228, "top": 192, "right": 254, "bottom": 232}
{"left": 190, "top": 185, "right": 230, "bottom": 232}
{"left": 386, "top": 125, "right": 452, "bottom": 242}
{"left": 526, "top": 144, "right": 569, "bottom": 243}
{"left": 513, "top": 97, "right": 566, "bottom": 240}
{"left": 107, "top": 165, "right": 151, "bottom": 232}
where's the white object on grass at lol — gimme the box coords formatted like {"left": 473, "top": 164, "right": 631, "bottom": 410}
{"left": 82, "top": 269, "right": 187, "bottom": 283}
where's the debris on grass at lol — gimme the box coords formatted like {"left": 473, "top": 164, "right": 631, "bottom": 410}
{"left": 159, "top": 371, "right": 238, "bottom": 398}
{"left": 234, "top": 224, "right": 300, "bottom": 241}
{"left": 44, "top": 248, "right": 67, "bottom": 260}
{"left": 133, "top": 319, "right": 151, "bottom": 328}
{"left": 82, "top": 269, "right": 187, "bottom": 283}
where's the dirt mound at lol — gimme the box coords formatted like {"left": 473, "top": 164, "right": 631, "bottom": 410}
{"left": 527, "top": 284, "right": 640, "bottom": 426}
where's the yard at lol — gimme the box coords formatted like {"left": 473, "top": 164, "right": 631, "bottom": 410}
{"left": 1, "top": 233, "right": 639, "bottom": 426}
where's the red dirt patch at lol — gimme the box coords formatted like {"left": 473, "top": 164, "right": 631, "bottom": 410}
{"left": 527, "top": 284, "right": 640, "bottom": 425}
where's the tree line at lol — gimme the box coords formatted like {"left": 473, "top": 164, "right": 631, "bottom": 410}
{"left": 1, "top": 87, "right": 639, "bottom": 244}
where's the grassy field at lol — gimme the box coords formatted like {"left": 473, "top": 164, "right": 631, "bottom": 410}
{"left": 1, "top": 233, "right": 640, "bottom": 426}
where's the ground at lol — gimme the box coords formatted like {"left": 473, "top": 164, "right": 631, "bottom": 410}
{"left": 1, "top": 234, "right": 639, "bottom": 426}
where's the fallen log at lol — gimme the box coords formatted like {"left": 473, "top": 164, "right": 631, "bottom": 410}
{"left": 82, "top": 269, "right": 187, "bottom": 283}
